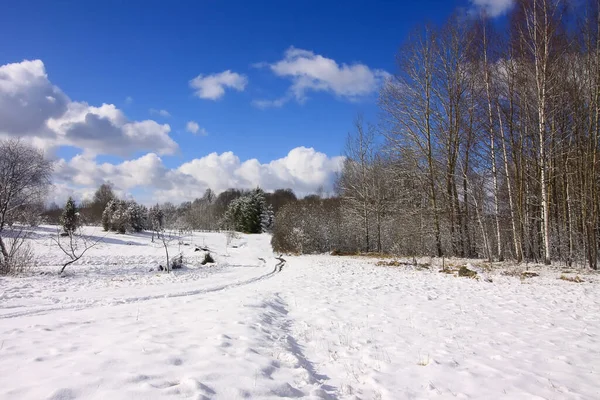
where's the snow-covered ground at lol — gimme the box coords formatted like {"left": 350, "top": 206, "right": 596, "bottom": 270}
{"left": 1, "top": 226, "right": 599, "bottom": 399}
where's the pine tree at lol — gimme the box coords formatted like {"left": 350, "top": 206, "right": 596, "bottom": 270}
{"left": 60, "top": 197, "right": 80, "bottom": 234}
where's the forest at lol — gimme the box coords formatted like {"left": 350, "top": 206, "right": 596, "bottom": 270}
{"left": 274, "top": 0, "right": 600, "bottom": 269}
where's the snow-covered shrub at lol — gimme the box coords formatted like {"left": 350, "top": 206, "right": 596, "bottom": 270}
{"left": 201, "top": 252, "right": 214, "bottom": 265}
{"left": 0, "top": 230, "right": 35, "bottom": 275}
{"left": 171, "top": 254, "right": 184, "bottom": 269}
{"left": 102, "top": 200, "right": 148, "bottom": 233}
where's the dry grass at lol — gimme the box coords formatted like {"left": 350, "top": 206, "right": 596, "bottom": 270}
{"left": 559, "top": 274, "right": 584, "bottom": 283}
{"left": 330, "top": 249, "right": 359, "bottom": 256}
{"left": 439, "top": 268, "right": 458, "bottom": 274}
{"left": 375, "top": 259, "right": 430, "bottom": 269}
{"left": 359, "top": 252, "right": 396, "bottom": 259}
{"left": 521, "top": 271, "right": 539, "bottom": 278}
{"left": 376, "top": 260, "right": 404, "bottom": 267}
{"left": 458, "top": 266, "right": 478, "bottom": 278}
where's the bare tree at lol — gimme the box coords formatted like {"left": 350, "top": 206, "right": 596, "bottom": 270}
{"left": 0, "top": 139, "right": 52, "bottom": 273}
{"left": 53, "top": 228, "right": 104, "bottom": 274}
{"left": 518, "top": 0, "right": 564, "bottom": 264}
{"left": 156, "top": 228, "right": 177, "bottom": 273}
{"left": 337, "top": 114, "right": 376, "bottom": 252}
{"left": 381, "top": 25, "right": 444, "bottom": 257}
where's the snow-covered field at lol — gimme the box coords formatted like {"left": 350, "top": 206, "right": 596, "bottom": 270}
{"left": 1, "top": 226, "right": 599, "bottom": 400}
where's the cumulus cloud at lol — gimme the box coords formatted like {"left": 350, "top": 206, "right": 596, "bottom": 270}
{"left": 0, "top": 59, "right": 178, "bottom": 156}
{"left": 469, "top": 0, "right": 515, "bottom": 17}
{"left": 0, "top": 60, "right": 69, "bottom": 135}
{"left": 189, "top": 70, "right": 248, "bottom": 100}
{"left": 149, "top": 108, "right": 171, "bottom": 117}
{"left": 254, "top": 47, "right": 390, "bottom": 107}
{"left": 47, "top": 102, "right": 177, "bottom": 156}
{"left": 54, "top": 147, "right": 344, "bottom": 204}
{"left": 186, "top": 121, "right": 208, "bottom": 136}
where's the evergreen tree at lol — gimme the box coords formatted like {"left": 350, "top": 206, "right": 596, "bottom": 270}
{"left": 128, "top": 201, "right": 147, "bottom": 232}
{"left": 60, "top": 197, "right": 80, "bottom": 234}
{"left": 222, "top": 188, "right": 272, "bottom": 234}
{"left": 261, "top": 203, "right": 274, "bottom": 233}
{"left": 110, "top": 200, "right": 130, "bottom": 234}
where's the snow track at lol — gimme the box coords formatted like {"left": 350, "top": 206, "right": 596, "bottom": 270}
{"left": 0, "top": 262, "right": 282, "bottom": 320}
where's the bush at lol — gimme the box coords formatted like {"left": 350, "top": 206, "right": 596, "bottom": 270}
{"left": 201, "top": 252, "right": 215, "bottom": 265}
{"left": 458, "top": 266, "right": 477, "bottom": 278}
{"left": 0, "top": 234, "right": 35, "bottom": 275}
{"left": 171, "top": 254, "right": 184, "bottom": 270}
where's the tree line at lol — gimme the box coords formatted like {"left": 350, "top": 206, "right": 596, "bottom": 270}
{"left": 273, "top": 0, "right": 600, "bottom": 270}
{"left": 42, "top": 184, "right": 295, "bottom": 235}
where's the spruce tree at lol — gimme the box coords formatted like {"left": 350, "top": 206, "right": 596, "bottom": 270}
{"left": 60, "top": 197, "right": 80, "bottom": 234}
{"left": 222, "top": 188, "right": 272, "bottom": 234}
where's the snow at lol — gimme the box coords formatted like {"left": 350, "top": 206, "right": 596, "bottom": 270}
{"left": 1, "top": 226, "right": 599, "bottom": 399}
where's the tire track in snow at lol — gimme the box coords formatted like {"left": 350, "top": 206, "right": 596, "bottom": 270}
{"left": 0, "top": 264, "right": 283, "bottom": 320}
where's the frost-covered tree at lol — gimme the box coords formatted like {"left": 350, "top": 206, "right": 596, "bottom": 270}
{"left": 223, "top": 188, "right": 272, "bottom": 234}
{"left": 128, "top": 202, "right": 147, "bottom": 232}
{"left": 60, "top": 197, "right": 80, "bottom": 235}
{"left": 261, "top": 203, "right": 274, "bottom": 233}
{"left": 0, "top": 139, "right": 52, "bottom": 274}
{"left": 101, "top": 199, "right": 131, "bottom": 233}
{"left": 110, "top": 200, "right": 130, "bottom": 234}
{"left": 102, "top": 200, "right": 116, "bottom": 231}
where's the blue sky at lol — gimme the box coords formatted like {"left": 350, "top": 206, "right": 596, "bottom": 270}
{"left": 0, "top": 0, "right": 514, "bottom": 203}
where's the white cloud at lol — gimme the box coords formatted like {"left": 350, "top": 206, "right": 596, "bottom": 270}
{"left": 254, "top": 47, "right": 390, "bottom": 107}
{"left": 252, "top": 96, "right": 290, "bottom": 109}
{"left": 186, "top": 121, "right": 199, "bottom": 133}
{"left": 149, "top": 108, "right": 171, "bottom": 117}
{"left": 54, "top": 147, "right": 344, "bottom": 204}
{"left": 186, "top": 121, "right": 208, "bottom": 136}
{"left": 189, "top": 70, "right": 248, "bottom": 100}
{"left": 469, "top": 0, "right": 515, "bottom": 17}
{"left": 0, "top": 60, "right": 69, "bottom": 135}
{"left": 125, "top": 96, "right": 133, "bottom": 105}
{"left": 0, "top": 59, "right": 178, "bottom": 156}
{"left": 46, "top": 102, "right": 177, "bottom": 156}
